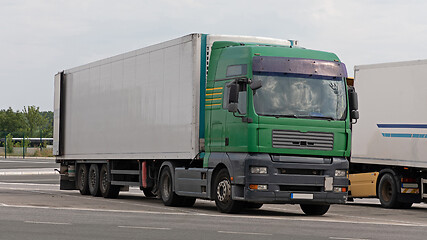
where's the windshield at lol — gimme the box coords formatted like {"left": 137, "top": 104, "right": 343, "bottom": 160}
{"left": 253, "top": 73, "right": 347, "bottom": 120}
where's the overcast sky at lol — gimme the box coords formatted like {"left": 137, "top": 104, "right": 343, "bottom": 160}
{"left": 1, "top": 0, "right": 426, "bottom": 111}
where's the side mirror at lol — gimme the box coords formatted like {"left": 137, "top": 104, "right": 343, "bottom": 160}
{"left": 228, "top": 83, "right": 239, "bottom": 104}
{"left": 228, "top": 103, "right": 238, "bottom": 113}
{"left": 250, "top": 80, "right": 262, "bottom": 90}
{"left": 348, "top": 86, "right": 358, "bottom": 111}
{"left": 351, "top": 110, "right": 359, "bottom": 120}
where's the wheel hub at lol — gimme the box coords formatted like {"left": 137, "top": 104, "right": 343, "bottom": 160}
{"left": 101, "top": 170, "right": 108, "bottom": 190}
{"left": 217, "top": 180, "right": 230, "bottom": 202}
{"left": 90, "top": 170, "right": 96, "bottom": 186}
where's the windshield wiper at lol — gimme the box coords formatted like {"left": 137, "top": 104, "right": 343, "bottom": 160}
{"left": 261, "top": 114, "right": 336, "bottom": 120}
{"left": 297, "top": 115, "right": 335, "bottom": 120}
{"left": 261, "top": 114, "right": 298, "bottom": 118}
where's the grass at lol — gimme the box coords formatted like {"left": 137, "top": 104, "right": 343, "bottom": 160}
{"left": 0, "top": 148, "right": 53, "bottom": 157}
{"left": 32, "top": 148, "right": 53, "bottom": 157}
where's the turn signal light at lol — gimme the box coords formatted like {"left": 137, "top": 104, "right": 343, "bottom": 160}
{"left": 249, "top": 184, "right": 268, "bottom": 190}
{"left": 334, "top": 187, "right": 347, "bottom": 192}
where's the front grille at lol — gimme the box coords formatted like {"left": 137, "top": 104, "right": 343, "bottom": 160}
{"left": 279, "top": 168, "right": 323, "bottom": 175}
{"left": 272, "top": 129, "right": 334, "bottom": 151}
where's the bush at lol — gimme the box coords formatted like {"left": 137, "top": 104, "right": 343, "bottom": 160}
{"left": 6, "top": 133, "right": 13, "bottom": 154}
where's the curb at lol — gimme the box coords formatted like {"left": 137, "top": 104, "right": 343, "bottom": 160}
{"left": 0, "top": 168, "right": 59, "bottom": 176}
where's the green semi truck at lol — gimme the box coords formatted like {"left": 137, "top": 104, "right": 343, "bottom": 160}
{"left": 55, "top": 33, "right": 358, "bottom": 215}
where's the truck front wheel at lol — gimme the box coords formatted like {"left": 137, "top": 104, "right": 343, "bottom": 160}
{"left": 77, "top": 164, "right": 89, "bottom": 195}
{"left": 214, "top": 168, "right": 242, "bottom": 213}
{"left": 378, "top": 173, "right": 399, "bottom": 208}
{"left": 99, "top": 164, "right": 120, "bottom": 198}
{"left": 88, "top": 164, "right": 101, "bottom": 197}
{"left": 300, "top": 204, "right": 330, "bottom": 216}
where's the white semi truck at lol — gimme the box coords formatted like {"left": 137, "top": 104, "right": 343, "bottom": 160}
{"left": 349, "top": 59, "right": 427, "bottom": 208}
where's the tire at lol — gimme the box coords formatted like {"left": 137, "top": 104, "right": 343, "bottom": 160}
{"left": 214, "top": 168, "right": 242, "bottom": 213}
{"left": 99, "top": 164, "right": 120, "bottom": 198}
{"left": 378, "top": 173, "right": 399, "bottom": 208}
{"left": 77, "top": 164, "right": 90, "bottom": 195}
{"left": 159, "top": 166, "right": 182, "bottom": 206}
{"left": 88, "top": 164, "right": 101, "bottom": 197}
{"left": 245, "top": 202, "right": 264, "bottom": 209}
{"left": 300, "top": 204, "right": 330, "bottom": 216}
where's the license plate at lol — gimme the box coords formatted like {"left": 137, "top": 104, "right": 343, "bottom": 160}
{"left": 291, "top": 193, "right": 313, "bottom": 199}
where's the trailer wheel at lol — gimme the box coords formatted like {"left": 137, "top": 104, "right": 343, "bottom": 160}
{"left": 77, "top": 164, "right": 90, "bottom": 195}
{"left": 214, "top": 168, "right": 242, "bottom": 213}
{"left": 300, "top": 204, "right": 330, "bottom": 216}
{"left": 99, "top": 164, "right": 120, "bottom": 198}
{"left": 88, "top": 164, "right": 101, "bottom": 197}
{"left": 378, "top": 173, "right": 399, "bottom": 208}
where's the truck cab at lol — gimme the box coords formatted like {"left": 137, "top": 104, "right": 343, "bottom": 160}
{"left": 202, "top": 41, "right": 355, "bottom": 214}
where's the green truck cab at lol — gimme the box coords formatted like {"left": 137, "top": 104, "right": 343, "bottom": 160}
{"left": 202, "top": 41, "right": 355, "bottom": 214}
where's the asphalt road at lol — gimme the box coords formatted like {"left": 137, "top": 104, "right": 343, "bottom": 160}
{"left": 1, "top": 158, "right": 426, "bottom": 240}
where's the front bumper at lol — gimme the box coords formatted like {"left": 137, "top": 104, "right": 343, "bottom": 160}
{"left": 230, "top": 153, "right": 349, "bottom": 204}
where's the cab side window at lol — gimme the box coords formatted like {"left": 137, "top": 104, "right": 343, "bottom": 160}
{"left": 223, "top": 82, "right": 247, "bottom": 115}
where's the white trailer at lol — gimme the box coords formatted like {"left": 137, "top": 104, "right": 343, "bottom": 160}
{"left": 350, "top": 59, "right": 427, "bottom": 208}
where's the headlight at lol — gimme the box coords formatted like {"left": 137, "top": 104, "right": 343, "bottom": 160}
{"left": 335, "top": 170, "right": 347, "bottom": 177}
{"left": 250, "top": 166, "right": 268, "bottom": 174}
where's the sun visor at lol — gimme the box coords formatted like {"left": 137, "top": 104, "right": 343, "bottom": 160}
{"left": 252, "top": 56, "right": 347, "bottom": 78}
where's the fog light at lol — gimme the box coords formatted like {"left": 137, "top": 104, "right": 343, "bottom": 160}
{"left": 249, "top": 184, "right": 268, "bottom": 190}
{"left": 250, "top": 166, "right": 268, "bottom": 174}
{"left": 335, "top": 170, "right": 347, "bottom": 177}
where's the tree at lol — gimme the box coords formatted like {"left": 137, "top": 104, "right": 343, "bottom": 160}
{"left": 23, "top": 106, "right": 46, "bottom": 138}
{"left": 0, "top": 107, "right": 26, "bottom": 134}
{"left": 40, "top": 111, "right": 54, "bottom": 138}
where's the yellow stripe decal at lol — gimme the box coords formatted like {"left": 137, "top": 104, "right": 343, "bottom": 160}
{"left": 206, "top": 93, "right": 222, "bottom": 96}
{"left": 206, "top": 87, "right": 223, "bottom": 91}
{"left": 401, "top": 188, "right": 419, "bottom": 194}
{"left": 206, "top": 98, "right": 222, "bottom": 101}
{"left": 205, "top": 103, "right": 222, "bottom": 107}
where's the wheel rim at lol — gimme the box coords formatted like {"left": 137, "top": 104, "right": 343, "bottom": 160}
{"left": 217, "top": 179, "right": 230, "bottom": 202}
{"left": 101, "top": 170, "right": 108, "bottom": 191}
{"left": 89, "top": 169, "right": 96, "bottom": 188}
{"left": 381, "top": 180, "right": 392, "bottom": 202}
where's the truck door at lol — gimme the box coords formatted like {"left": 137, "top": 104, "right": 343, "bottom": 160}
{"left": 207, "top": 81, "right": 227, "bottom": 152}
{"left": 224, "top": 81, "right": 249, "bottom": 152}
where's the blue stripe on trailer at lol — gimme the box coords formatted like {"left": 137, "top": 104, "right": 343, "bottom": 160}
{"left": 377, "top": 124, "right": 427, "bottom": 129}
{"left": 382, "top": 133, "right": 427, "bottom": 138}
